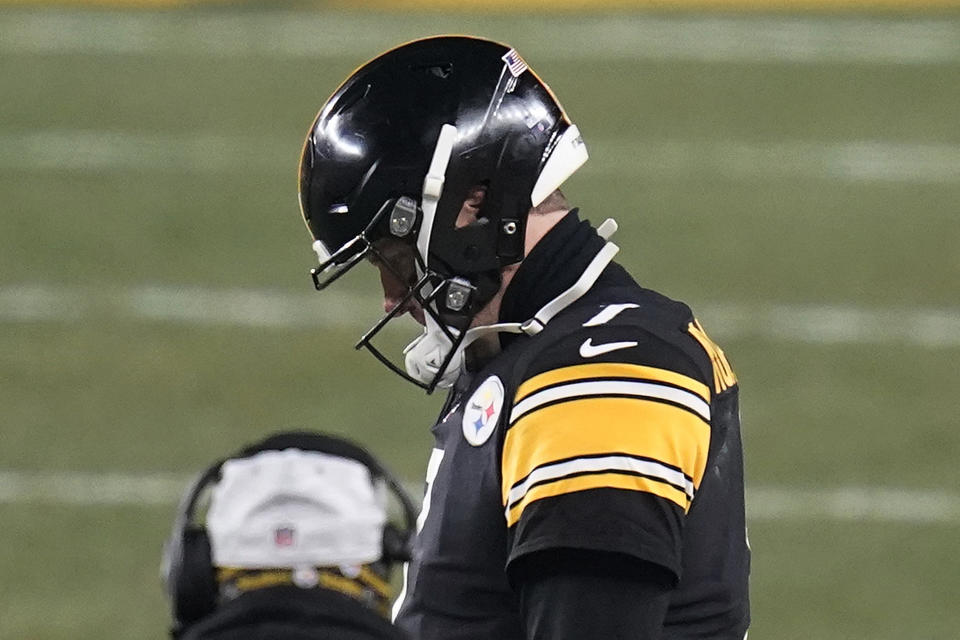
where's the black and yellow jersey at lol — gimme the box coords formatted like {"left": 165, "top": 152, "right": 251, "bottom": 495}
{"left": 393, "top": 212, "right": 750, "bottom": 640}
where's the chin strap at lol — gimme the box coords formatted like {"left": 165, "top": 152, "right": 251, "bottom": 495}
{"left": 403, "top": 219, "right": 620, "bottom": 390}
{"left": 418, "top": 124, "right": 458, "bottom": 273}
{"left": 403, "top": 312, "right": 463, "bottom": 390}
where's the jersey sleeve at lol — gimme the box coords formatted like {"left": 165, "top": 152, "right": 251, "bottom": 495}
{"left": 501, "top": 325, "right": 712, "bottom": 579}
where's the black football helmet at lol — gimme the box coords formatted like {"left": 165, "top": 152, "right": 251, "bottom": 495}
{"left": 299, "top": 35, "right": 588, "bottom": 391}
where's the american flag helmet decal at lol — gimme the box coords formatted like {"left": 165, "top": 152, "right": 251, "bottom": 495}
{"left": 501, "top": 48, "right": 528, "bottom": 78}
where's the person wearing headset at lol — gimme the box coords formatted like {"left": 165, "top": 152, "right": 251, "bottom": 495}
{"left": 161, "top": 431, "right": 414, "bottom": 640}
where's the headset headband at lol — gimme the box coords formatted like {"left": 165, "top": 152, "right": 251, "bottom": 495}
{"left": 175, "top": 432, "right": 416, "bottom": 549}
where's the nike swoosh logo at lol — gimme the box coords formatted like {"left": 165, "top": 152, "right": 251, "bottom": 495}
{"left": 579, "top": 338, "right": 639, "bottom": 358}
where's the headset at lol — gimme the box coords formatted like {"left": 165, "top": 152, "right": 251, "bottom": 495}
{"left": 161, "top": 431, "right": 417, "bottom": 637}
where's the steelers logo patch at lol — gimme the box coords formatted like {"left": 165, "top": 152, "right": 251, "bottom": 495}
{"left": 462, "top": 376, "right": 505, "bottom": 446}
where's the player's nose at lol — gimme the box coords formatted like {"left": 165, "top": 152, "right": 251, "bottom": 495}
{"left": 379, "top": 265, "right": 411, "bottom": 309}
{"left": 379, "top": 266, "right": 426, "bottom": 325}
{"left": 379, "top": 267, "right": 404, "bottom": 311}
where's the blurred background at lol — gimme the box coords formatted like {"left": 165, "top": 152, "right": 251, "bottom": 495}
{"left": 2, "top": 1, "right": 959, "bottom": 638}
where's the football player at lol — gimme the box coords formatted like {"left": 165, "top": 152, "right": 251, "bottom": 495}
{"left": 298, "top": 36, "right": 750, "bottom": 639}
{"left": 161, "top": 431, "right": 414, "bottom": 640}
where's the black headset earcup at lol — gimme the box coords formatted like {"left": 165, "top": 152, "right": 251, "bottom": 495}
{"left": 382, "top": 523, "right": 412, "bottom": 564}
{"left": 170, "top": 526, "right": 217, "bottom": 629}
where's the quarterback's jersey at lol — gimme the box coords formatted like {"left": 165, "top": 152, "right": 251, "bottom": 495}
{"left": 393, "top": 214, "right": 750, "bottom": 639}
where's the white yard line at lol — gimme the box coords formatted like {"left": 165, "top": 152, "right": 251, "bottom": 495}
{"left": 585, "top": 140, "right": 960, "bottom": 184}
{"left": 2, "top": 131, "right": 959, "bottom": 184}
{"left": 1, "top": 469, "right": 957, "bottom": 524}
{"left": 0, "top": 284, "right": 369, "bottom": 329}
{"left": 1, "top": 284, "right": 959, "bottom": 348}
{"left": 0, "top": 470, "right": 190, "bottom": 507}
{"left": 1, "top": 12, "right": 959, "bottom": 65}
{"left": 748, "top": 486, "right": 960, "bottom": 525}
{"left": 0, "top": 131, "right": 287, "bottom": 174}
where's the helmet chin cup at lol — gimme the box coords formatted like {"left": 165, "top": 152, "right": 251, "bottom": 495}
{"left": 403, "top": 313, "right": 462, "bottom": 390}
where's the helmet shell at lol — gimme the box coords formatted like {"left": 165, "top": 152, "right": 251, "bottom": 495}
{"left": 299, "top": 36, "right": 575, "bottom": 281}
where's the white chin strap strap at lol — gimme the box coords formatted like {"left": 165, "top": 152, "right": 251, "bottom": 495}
{"left": 402, "top": 123, "right": 461, "bottom": 389}
{"left": 403, "top": 218, "right": 620, "bottom": 389}
{"left": 417, "top": 123, "right": 458, "bottom": 275}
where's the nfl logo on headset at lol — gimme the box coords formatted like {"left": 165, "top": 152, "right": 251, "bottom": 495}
{"left": 274, "top": 526, "right": 296, "bottom": 547}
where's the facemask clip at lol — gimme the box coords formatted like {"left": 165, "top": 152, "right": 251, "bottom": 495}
{"left": 388, "top": 196, "right": 419, "bottom": 238}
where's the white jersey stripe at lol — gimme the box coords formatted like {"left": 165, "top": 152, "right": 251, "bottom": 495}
{"left": 510, "top": 379, "right": 711, "bottom": 425}
{"left": 505, "top": 454, "right": 694, "bottom": 514}
{"left": 582, "top": 303, "right": 641, "bottom": 327}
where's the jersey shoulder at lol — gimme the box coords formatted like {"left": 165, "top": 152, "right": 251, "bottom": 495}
{"left": 498, "top": 287, "right": 726, "bottom": 576}
{"left": 515, "top": 284, "right": 716, "bottom": 395}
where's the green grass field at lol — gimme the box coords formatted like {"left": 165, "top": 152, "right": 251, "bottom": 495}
{"left": 2, "top": 6, "right": 959, "bottom": 639}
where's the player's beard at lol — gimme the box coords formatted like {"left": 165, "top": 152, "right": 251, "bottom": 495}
{"left": 464, "top": 261, "right": 520, "bottom": 365}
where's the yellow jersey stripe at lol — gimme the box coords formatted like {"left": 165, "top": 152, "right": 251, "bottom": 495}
{"left": 515, "top": 362, "right": 710, "bottom": 405}
{"left": 501, "top": 396, "right": 709, "bottom": 499}
{"left": 505, "top": 471, "right": 689, "bottom": 527}
{"left": 358, "top": 566, "right": 393, "bottom": 598}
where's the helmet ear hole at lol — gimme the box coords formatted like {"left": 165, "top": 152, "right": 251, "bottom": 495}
{"left": 497, "top": 217, "right": 524, "bottom": 263}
